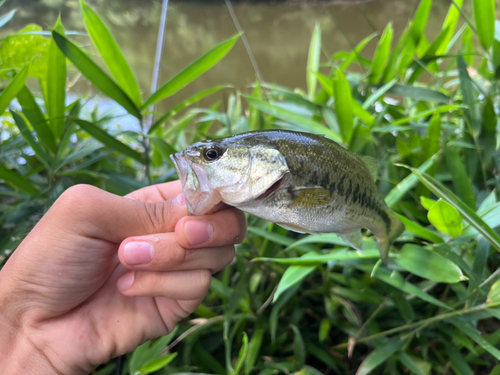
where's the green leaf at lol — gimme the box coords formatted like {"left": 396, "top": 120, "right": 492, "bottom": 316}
{"left": 143, "top": 34, "right": 240, "bottom": 108}
{"left": 307, "top": 23, "right": 321, "bottom": 100}
{"left": 244, "top": 96, "right": 342, "bottom": 142}
{"left": 396, "top": 214, "right": 444, "bottom": 243}
{"left": 355, "top": 338, "right": 404, "bottom": 375}
{"left": 457, "top": 56, "right": 481, "bottom": 136}
{"left": 404, "top": 167, "right": 500, "bottom": 254}
{"left": 46, "top": 17, "right": 66, "bottom": 139}
{"left": 16, "top": 86, "right": 56, "bottom": 154}
{"left": 0, "top": 164, "right": 38, "bottom": 195}
{"left": 147, "top": 136, "right": 177, "bottom": 163}
{"left": 0, "top": 65, "right": 29, "bottom": 115}
{"left": 386, "top": 84, "right": 449, "bottom": 103}
{"left": 369, "top": 22, "right": 393, "bottom": 84}
{"left": 75, "top": 120, "right": 146, "bottom": 164}
{"left": 399, "top": 0, "right": 432, "bottom": 70}
{"left": 352, "top": 100, "right": 375, "bottom": 127}
{"left": 391, "top": 105, "right": 462, "bottom": 125}
{"left": 245, "top": 329, "right": 264, "bottom": 375}
{"left": 10, "top": 110, "right": 51, "bottom": 169}
{"left": 428, "top": 200, "right": 463, "bottom": 237}
{"left": 52, "top": 31, "right": 141, "bottom": 120}
{"left": 137, "top": 353, "right": 177, "bottom": 374}
{"left": 273, "top": 253, "right": 317, "bottom": 302}
{"left": 0, "top": 8, "right": 16, "bottom": 28}
{"left": 395, "top": 244, "right": 466, "bottom": 283}
{"left": 436, "top": 0, "right": 464, "bottom": 55}
{"left": 445, "top": 144, "right": 476, "bottom": 210}
{"left": 473, "top": 0, "right": 495, "bottom": 50}
{"left": 80, "top": 0, "right": 142, "bottom": 107}
{"left": 291, "top": 325, "right": 306, "bottom": 370}
{"left": 234, "top": 332, "right": 249, "bottom": 375}
{"left": 318, "top": 318, "right": 331, "bottom": 342}
{"left": 448, "top": 318, "right": 500, "bottom": 361}
{"left": 487, "top": 279, "right": 500, "bottom": 307}
{"left": 338, "top": 33, "right": 377, "bottom": 72}
{"left": 398, "top": 353, "right": 431, "bottom": 375}
{"left": 255, "top": 249, "right": 381, "bottom": 265}
{"left": 148, "top": 85, "right": 226, "bottom": 134}
{"left": 332, "top": 69, "right": 354, "bottom": 144}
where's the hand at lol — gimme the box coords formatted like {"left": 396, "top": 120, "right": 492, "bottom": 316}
{"left": 0, "top": 181, "right": 246, "bottom": 374}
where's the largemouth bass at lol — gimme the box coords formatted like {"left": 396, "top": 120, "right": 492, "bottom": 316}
{"left": 171, "top": 130, "right": 404, "bottom": 263}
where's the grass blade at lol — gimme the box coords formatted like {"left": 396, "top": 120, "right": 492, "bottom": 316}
{"left": 0, "top": 164, "right": 38, "bottom": 195}
{"left": 445, "top": 144, "right": 476, "bottom": 209}
{"left": 52, "top": 31, "right": 141, "bottom": 120}
{"left": 448, "top": 318, "right": 500, "bottom": 361}
{"left": 273, "top": 254, "right": 317, "bottom": 302}
{"left": 0, "top": 65, "right": 28, "bottom": 115}
{"left": 355, "top": 338, "right": 404, "bottom": 375}
{"left": 307, "top": 23, "right": 321, "bottom": 100}
{"left": 457, "top": 56, "right": 481, "bottom": 136}
{"left": 396, "top": 214, "right": 444, "bottom": 243}
{"left": 386, "top": 84, "right": 449, "bottom": 103}
{"left": 244, "top": 96, "right": 342, "bottom": 142}
{"left": 46, "top": 17, "right": 66, "bottom": 139}
{"left": 16, "top": 86, "right": 56, "bottom": 154}
{"left": 436, "top": 0, "right": 464, "bottom": 55}
{"left": 75, "top": 119, "right": 146, "bottom": 164}
{"left": 333, "top": 69, "right": 354, "bottom": 144}
{"left": 80, "top": 0, "right": 142, "bottom": 107}
{"left": 143, "top": 34, "right": 240, "bottom": 108}
{"left": 369, "top": 22, "right": 393, "bottom": 84}
{"left": 404, "top": 167, "right": 500, "bottom": 254}
{"left": 473, "top": 0, "right": 495, "bottom": 50}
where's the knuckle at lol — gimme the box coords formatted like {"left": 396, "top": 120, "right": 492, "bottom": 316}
{"left": 142, "top": 202, "right": 168, "bottom": 233}
{"left": 163, "top": 243, "right": 186, "bottom": 266}
{"left": 195, "top": 270, "right": 212, "bottom": 293}
{"left": 56, "top": 184, "right": 100, "bottom": 218}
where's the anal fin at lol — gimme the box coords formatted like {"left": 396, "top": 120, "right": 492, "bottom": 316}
{"left": 340, "top": 231, "right": 365, "bottom": 251}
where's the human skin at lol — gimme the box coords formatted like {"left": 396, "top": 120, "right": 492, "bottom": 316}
{"left": 0, "top": 181, "right": 247, "bottom": 374}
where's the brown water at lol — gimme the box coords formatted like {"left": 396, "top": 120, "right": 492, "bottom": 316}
{"left": 2, "top": 0, "right": 455, "bottom": 117}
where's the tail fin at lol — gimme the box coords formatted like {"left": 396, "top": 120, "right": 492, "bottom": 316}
{"left": 377, "top": 212, "right": 405, "bottom": 264}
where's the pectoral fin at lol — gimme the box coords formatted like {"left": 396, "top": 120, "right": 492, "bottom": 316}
{"left": 340, "top": 231, "right": 365, "bottom": 251}
{"left": 290, "top": 187, "right": 332, "bottom": 208}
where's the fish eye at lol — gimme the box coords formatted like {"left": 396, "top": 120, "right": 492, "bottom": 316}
{"left": 203, "top": 146, "right": 222, "bottom": 162}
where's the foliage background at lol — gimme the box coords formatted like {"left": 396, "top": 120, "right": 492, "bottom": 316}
{"left": 1, "top": 0, "right": 500, "bottom": 374}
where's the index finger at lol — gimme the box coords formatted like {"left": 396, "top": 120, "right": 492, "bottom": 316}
{"left": 126, "top": 180, "right": 183, "bottom": 202}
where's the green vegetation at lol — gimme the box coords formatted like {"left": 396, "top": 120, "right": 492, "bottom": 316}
{"left": 1, "top": 0, "right": 500, "bottom": 373}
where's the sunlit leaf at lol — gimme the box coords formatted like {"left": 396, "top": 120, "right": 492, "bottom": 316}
{"left": 307, "top": 23, "right": 321, "bottom": 100}
{"left": 355, "top": 338, "right": 404, "bottom": 375}
{"left": 143, "top": 34, "right": 240, "bottom": 108}
{"left": 332, "top": 69, "right": 353, "bottom": 144}
{"left": 428, "top": 200, "right": 463, "bottom": 237}
{"left": 487, "top": 280, "right": 500, "bottom": 307}
{"left": 137, "top": 353, "right": 177, "bottom": 374}
{"left": 0, "top": 65, "right": 28, "bottom": 115}
{"left": 395, "top": 244, "right": 466, "bottom": 283}
{"left": 473, "top": 0, "right": 495, "bottom": 50}
{"left": 80, "top": 0, "right": 142, "bottom": 107}
{"left": 52, "top": 31, "right": 141, "bottom": 119}
{"left": 396, "top": 214, "right": 444, "bottom": 243}
{"left": 274, "top": 253, "right": 317, "bottom": 302}
{"left": 369, "top": 22, "right": 393, "bottom": 84}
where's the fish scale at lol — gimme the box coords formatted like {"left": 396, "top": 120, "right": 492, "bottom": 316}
{"left": 171, "top": 130, "right": 404, "bottom": 263}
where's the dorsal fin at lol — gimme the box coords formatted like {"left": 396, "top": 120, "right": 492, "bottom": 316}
{"left": 358, "top": 155, "right": 378, "bottom": 181}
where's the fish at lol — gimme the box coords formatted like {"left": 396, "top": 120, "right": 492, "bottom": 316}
{"left": 170, "top": 130, "right": 404, "bottom": 263}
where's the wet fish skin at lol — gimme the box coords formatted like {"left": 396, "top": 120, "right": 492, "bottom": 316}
{"left": 171, "top": 130, "right": 404, "bottom": 262}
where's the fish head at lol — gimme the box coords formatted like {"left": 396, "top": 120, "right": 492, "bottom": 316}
{"left": 171, "top": 136, "right": 289, "bottom": 215}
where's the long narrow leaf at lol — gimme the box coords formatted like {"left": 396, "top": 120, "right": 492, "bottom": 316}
{"left": 333, "top": 69, "right": 354, "bottom": 144}
{"left": 369, "top": 23, "right": 393, "bottom": 84}
{"left": 473, "top": 0, "right": 495, "bottom": 50}
{"left": 307, "top": 23, "right": 321, "bottom": 100}
{"left": 0, "top": 65, "right": 28, "bottom": 115}
{"left": 75, "top": 120, "right": 146, "bottom": 164}
{"left": 80, "top": 0, "right": 142, "bottom": 107}
{"left": 143, "top": 34, "right": 240, "bottom": 108}
{"left": 0, "top": 164, "right": 38, "bottom": 194}
{"left": 52, "top": 31, "right": 141, "bottom": 120}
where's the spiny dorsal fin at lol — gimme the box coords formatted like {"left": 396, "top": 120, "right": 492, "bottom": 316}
{"left": 358, "top": 155, "right": 378, "bottom": 181}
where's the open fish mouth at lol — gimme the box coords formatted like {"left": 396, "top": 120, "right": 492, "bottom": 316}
{"left": 170, "top": 152, "right": 221, "bottom": 216}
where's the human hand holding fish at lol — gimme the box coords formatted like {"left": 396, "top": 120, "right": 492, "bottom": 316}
{"left": 171, "top": 130, "right": 405, "bottom": 263}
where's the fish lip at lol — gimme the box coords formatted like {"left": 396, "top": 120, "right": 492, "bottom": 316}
{"left": 170, "top": 152, "right": 189, "bottom": 186}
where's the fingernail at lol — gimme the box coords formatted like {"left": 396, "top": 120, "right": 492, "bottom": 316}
{"left": 117, "top": 272, "right": 135, "bottom": 291}
{"left": 124, "top": 241, "right": 154, "bottom": 265}
{"left": 174, "top": 193, "right": 186, "bottom": 207}
{"left": 184, "top": 220, "right": 213, "bottom": 246}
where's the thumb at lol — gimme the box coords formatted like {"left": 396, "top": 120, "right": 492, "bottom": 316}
{"left": 48, "top": 184, "right": 188, "bottom": 243}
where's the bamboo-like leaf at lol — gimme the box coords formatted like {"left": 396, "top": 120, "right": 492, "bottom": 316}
{"left": 369, "top": 22, "right": 393, "bottom": 84}
{"left": 355, "top": 338, "right": 404, "bottom": 375}
{"left": 396, "top": 214, "right": 444, "bottom": 243}
{"left": 487, "top": 279, "right": 500, "bottom": 306}
{"left": 436, "top": 0, "right": 464, "bottom": 55}
{"left": 147, "top": 135, "right": 177, "bottom": 163}
{"left": 0, "top": 164, "right": 38, "bottom": 194}
{"left": 143, "top": 34, "right": 240, "bottom": 108}
{"left": 473, "top": 0, "right": 495, "bottom": 50}
{"left": 392, "top": 105, "right": 462, "bottom": 125}
{"left": 80, "top": 0, "right": 142, "bottom": 107}
{"left": 75, "top": 120, "right": 146, "bottom": 164}
{"left": 399, "top": 0, "right": 432, "bottom": 70}
{"left": 10, "top": 110, "right": 51, "bottom": 169}
{"left": 244, "top": 96, "right": 342, "bottom": 142}
{"left": 245, "top": 329, "right": 264, "bottom": 375}
{"left": 457, "top": 56, "right": 481, "bottom": 136}
{"left": 46, "top": 17, "right": 66, "bottom": 139}
{"left": 404, "top": 167, "right": 500, "bottom": 254}
{"left": 17, "top": 86, "right": 56, "bottom": 154}
{"left": 395, "top": 244, "right": 466, "bottom": 283}
{"left": 148, "top": 85, "right": 226, "bottom": 134}
{"left": 332, "top": 69, "right": 354, "bottom": 144}
{"left": 445, "top": 144, "right": 476, "bottom": 209}
{"left": 52, "top": 31, "right": 141, "bottom": 119}
{"left": 338, "top": 33, "right": 377, "bottom": 72}
{"left": 352, "top": 100, "right": 375, "bottom": 127}
{"left": 274, "top": 253, "right": 317, "bottom": 302}
{"left": 138, "top": 353, "right": 177, "bottom": 374}
{"left": 0, "top": 65, "right": 28, "bottom": 115}
{"left": 448, "top": 318, "right": 500, "bottom": 361}
{"left": 386, "top": 84, "right": 449, "bottom": 103}
{"left": 291, "top": 325, "right": 306, "bottom": 370}
{"left": 307, "top": 23, "right": 321, "bottom": 100}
